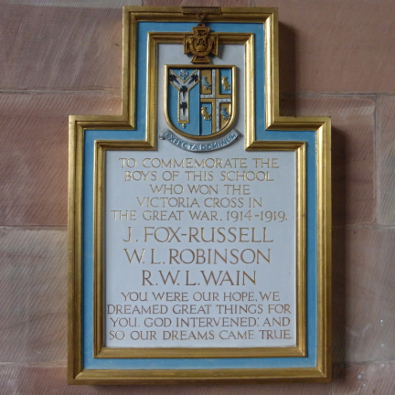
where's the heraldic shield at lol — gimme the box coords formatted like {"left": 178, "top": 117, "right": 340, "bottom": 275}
{"left": 165, "top": 65, "right": 236, "bottom": 140}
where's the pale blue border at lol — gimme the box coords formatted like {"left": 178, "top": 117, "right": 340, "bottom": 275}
{"left": 81, "top": 21, "right": 317, "bottom": 370}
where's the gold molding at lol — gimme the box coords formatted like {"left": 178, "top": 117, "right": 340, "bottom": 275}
{"left": 68, "top": 6, "right": 331, "bottom": 384}
{"left": 93, "top": 141, "right": 306, "bottom": 360}
{"left": 72, "top": 366, "right": 329, "bottom": 385}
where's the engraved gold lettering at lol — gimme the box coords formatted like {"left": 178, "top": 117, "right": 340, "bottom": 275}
{"left": 219, "top": 330, "right": 254, "bottom": 340}
{"left": 200, "top": 270, "right": 256, "bottom": 286}
{"left": 152, "top": 292, "right": 188, "bottom": 301}
{"left": 141, "top": 270, "right": 153, "bottom": 285}
{"left": 167, "top": 248, "right": 270, "bottom": 264}
{"left": 268, "top": 304, "right": 291, "bottom": 314}
{"left": 149, "top": 184, "right": 184, "bottom": 194}
{"left": 252, "top": 158, "right": 279, "bottom": 168}
{"left": 130, "top": 331, "right": 157, "bottom": 340}
{"left": 123, "top": 227, "right": 133, "bottom": 242}
{"left": 111, "top": 210, "right": 136, "bottom": 220}
{"left": 119, "top": 158, "right": 136, "bottom": 168}
{"left": 259, "top": 329, "right": 292, "bottom": 340}
{"left": 124, "top": 248, "right": 145, "bottom": 263}
{"left": 224, "top": 184, "right": 250, "bottom": 195}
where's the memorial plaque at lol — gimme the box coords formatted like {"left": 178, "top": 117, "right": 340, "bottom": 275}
{"left": 68, "top": 6, "right": 331, "bottom": 384}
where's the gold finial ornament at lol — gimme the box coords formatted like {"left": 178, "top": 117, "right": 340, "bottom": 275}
{"left": 183, "top": 8, "right": 219, "bottom": 64}
{"left": 184, "top": 24, "right": 218, "bottom": 64}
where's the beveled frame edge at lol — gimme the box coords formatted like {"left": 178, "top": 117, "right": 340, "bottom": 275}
{"left": 93, "top": 141, "right": 305, "bottom": 360}
{"left": 68, "top": 6, "right": 331, "bottom": 384}
{"left": 71, "top": 366, "right": 328, "bottom": 385}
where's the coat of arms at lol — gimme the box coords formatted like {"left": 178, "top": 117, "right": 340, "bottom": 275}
{"left": 164, "top": 65, "right": 236, "bottom": 141}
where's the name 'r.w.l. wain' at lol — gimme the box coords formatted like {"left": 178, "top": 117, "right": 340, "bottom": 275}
{"left": 141, "top": 269, "right": 257, "bottom": 286}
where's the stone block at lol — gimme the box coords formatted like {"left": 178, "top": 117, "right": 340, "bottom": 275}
{"left": 333, "top": 361, "right": 395, "bottom": 394}
{"left": 377, "top": 95, "right": 395, "bottom": 226}
{"left": 254, "top": 0, "right": 395, "bottom": 94}
{"left": 0, "top": 5, "right": 124, "bottom": 90}
{"left": 332, "top": 226, "right": 395, "bottom": 363}
{"left": 280, "top": 95, "right": 375, "bottom": 225}
{"left": 0, "top": 92, "right": 121, "bottom": 226}
{"left": 0, "top": 228, "right": 67, "bottom": 362}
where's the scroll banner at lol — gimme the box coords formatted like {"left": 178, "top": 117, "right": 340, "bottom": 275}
{"left": 159, "top": 129, "right": 240, "bottom": 152}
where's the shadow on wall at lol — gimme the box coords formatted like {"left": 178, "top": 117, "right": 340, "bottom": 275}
{"left": 279, "top": 22, "right": 297, "bottom": 110}
{"left": 278, "top": 21, "right": 348, "bottom": 376}
{"left": 332, "top": 127, "right": 347, "bottom": 369}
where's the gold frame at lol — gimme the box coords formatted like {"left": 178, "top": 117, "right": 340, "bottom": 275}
{"left": 68, "top": 6, "right": 331, "bottom": 384}
{"left": 93, "top": 141, "right": 306, "bottom": 360}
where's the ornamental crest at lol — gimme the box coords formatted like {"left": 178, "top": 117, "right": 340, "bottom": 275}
{"left": 183, "top": 24, "right": 218, "bottom": 64}
{"left": 164, "top": 65, "right": 236, "bottom": 140}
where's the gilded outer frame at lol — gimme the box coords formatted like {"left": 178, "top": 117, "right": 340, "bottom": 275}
{"left": 68, "top": 6, "right": 331, "bottom": 384}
